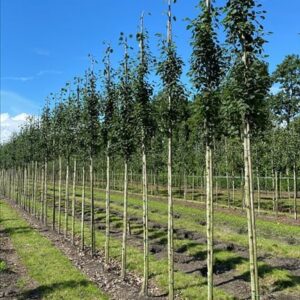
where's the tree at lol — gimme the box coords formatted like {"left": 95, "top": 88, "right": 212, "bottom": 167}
{"left": 157, "top": 1, "right": 187, "bottom": 298}
{"left": 116, "top": 35, "right": 136, "bottom": 279}
{"left": 82, "top": 63, "right": 101, "bottom": 255}
{"left": 102, "top": 44, "right": 117, "bottom": 264}
{"left": 189, "top": 0, "right": 223, "bottom": 298}
{"left": 272, "top": 54, "right": 300, "bottom": 127}
{"left": 134, "top": 13, "right": 153, "bottom": 296}
{"left": 224, "top": 1, "right": 271, "bottom": 298}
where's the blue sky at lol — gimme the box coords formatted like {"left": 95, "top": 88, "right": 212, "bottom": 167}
{"left": 1, "top": 0, "right": 300, "bottom": 141}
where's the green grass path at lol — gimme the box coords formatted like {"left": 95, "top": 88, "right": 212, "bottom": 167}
{"left": 0, "top": 199, "right": 108, "bottom": 300}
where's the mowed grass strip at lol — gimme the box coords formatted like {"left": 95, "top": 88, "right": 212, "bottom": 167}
{"left": 0, "top": 199, "right": 108, "bottom": 300}
{"left": 18, "top": 192, "right": 233, "bottom": 299}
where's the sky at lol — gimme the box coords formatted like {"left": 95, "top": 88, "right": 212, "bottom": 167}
{"left": 1, "top": 0, "right": 300, "bottom": 143}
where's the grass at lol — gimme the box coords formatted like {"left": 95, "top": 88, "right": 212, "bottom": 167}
{"left": 10, "top": 180, "right": 300, "bottom": 299}
{"left": 0, "top": 199, "right": 108, "bottom": 300}
{"left": 13, "top": 193, "right": 234, "bottom": 299}
{"left": 0, "top": 259, "right": 8, "bottom": 272}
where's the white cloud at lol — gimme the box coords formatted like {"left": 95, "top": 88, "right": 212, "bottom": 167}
{"left": 34, "top": 48, "right": 50, "bottom": 56}
{"left": 0, "top": 90, "right": 39, "bottom": 115}
{"left": 1, "top": 70, "right": 62, "bottom": 83}
{"left": 0, "top": 112, "right": 30, "bottom": 144}
{"left": 1, "top": 76, "right": 34, "bottom": 82}
{"left": 37, "top": 70, "right": 62, "bottom": 76}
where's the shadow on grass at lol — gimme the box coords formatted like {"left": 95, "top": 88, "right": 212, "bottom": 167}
{"left": 19, "top": 279, "right": 92, "bottom": 300}
{"left": 1, "top": 226, "right": 32, "bottom": 235}
{"left": 216, "top": 263, "right": 300, "bottom": 292}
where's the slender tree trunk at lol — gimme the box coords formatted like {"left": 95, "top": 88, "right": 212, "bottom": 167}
{"left": 141, "top": 142, "right": 149, "bottom": 296}
{"left": 33, "top": 161, "right": 38, "bottom": 217}
{"left": 44, "top": 160, "right": 48, "bottom": 226}
{"left": 41, "top": 166, "right": 44, "bottom": 222}
{"left": 184, "top": 170, "right": 187, "bottom": 201}
{"left": 247, "top": 128, "right": 259, "bottom": 297}
{"left": 121, "top": 159, "right": 128, "bottom": 279}
{"left": 293, "top": 165, "right": 297, "bottom": 220}
{"left": 105, "top": 144, "right": 111, "bottom": 265}
{"left": 167, "top": 131, "right": 174, "bottom": 300}
{"left": 244, "top": 121, "right": 259, "bottom": 300}
{"left": 72, "top": 158, "right": 77, "bottom": 244}
{"left": 257, "top": 169, "right": 260, "bottom": 214}
{"left": 52, "top": 160, "right": 56, "bottom": 230}
{"left": 58, "top": 156, "right": 62, "bottom": 233}
{"left": 81, "top": 165, "right": 86, "bottom": 251}
{"left": 90, "top": 156, "right": 95, "bottom": 255}
{"left": 206, "top": 144, "right": 214, "bottom": 300}
{"left": 275, "top": 170, "right": 279, "bottom": 217}
{"left": 64, "top": 160, "right": 69, "bottom": 238}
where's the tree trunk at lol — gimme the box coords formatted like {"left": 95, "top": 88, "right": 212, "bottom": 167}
{"left": 52, "top": 160, "right": 56, "bottom": 230}
{"left": 275, "top": 170, "right": 279, "bottom": 217}
{"left": 141, "top": 143, "right": 149, "bottom": 296}
{"left": 64, "top": 160, "right": 69, "bottom": 238}
{"left": 293, "top": 165, "right": 297, "bottom": 220}
{"left": 41, "top": 166, "right": 44, "bottom": 222}
{"left": 247, "top": 128, "right": 259, "bottom": 297}
{"left": 44, "top": 161, "right": 48, "bottom": 226}
{"left": 58, "top": 156, "right": 62, "bottom": 233}
{"left": 121, "top": 159, "right": 128, "bottom": 279}
{"left": 206, "top": 144, "right": 214, "bottom": 300}
{"left": 33, "top": 162, "right": 37, "bottom": 217}
{"left": 71, "top": 158, "right": 77, "bottom": 245}
{"left": 81, "top": 165, "right": 85, "bottom": 251}
{"left": 244, "top": 121, "right": 259, "bottom": 300}
{"left": 90, "top": 156, "right": 95, "bottom": 255}
{"left": 105, "top": 145, "right": 111, "bottom": 265}
{"left": 257, "top": 170, "right": 260, "bottom": 214}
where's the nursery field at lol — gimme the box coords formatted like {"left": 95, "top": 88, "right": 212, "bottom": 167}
{"left": 1, "top": 0, "right": 300, "bottom": 299}
{"left": 1, "top": 179, "right": 299, "bottom": 299}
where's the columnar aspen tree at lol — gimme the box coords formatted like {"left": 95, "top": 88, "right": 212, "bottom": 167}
{"left": 157, "top": 0, "right": 186, "bottom": 297}
{"left": 52, "top": 101, "right": 65, "bottom": 233}
{"left": 224, "top": 1, "right": 270, "bottom": 298}
{"left": 41, "top": 101, "right": 51, "bottom": 226}
{"left": 189, "top": 1, "right": 223, "bottom": 298}
{"left": 102, "top": 44, "right": 116, "bottom": 265}
{"left": 134, "top": 13, "right": 153, "bottom": 296}
{"left": 117, "top": 34, "right": 135, "bottom": 279}
{"left": 82, "top": 62, "right": 100, "bottom": 255}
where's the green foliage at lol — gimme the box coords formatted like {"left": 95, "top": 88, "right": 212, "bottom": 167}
{"left": 189, "top": 0, "right": 224, "bottom": 145}
{"left": 271, "top": 54, "right": 300, "bottom": 127}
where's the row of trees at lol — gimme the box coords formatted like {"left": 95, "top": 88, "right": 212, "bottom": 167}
{"left": 1, "top": 0, "right": 300, "bottom": 299}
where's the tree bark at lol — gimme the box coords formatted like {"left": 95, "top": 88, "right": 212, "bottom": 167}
{"left": 90, "top": 156, "right": 95, "bottom": 255}
{"left": 293, "top": 165, "right": 297, "bottom": 220}
{"left": 141, "top": 143, "right": 149, "bottom": 296}
{"left": 58, "top": 156, "right": 62, "bottom": 233}
{"left": 121, "top": 160, "right": 128, "bottom": 279}
{"left": 105, "top": 145, "right": 111, "bottom": 265}
{"left": 44, "top": 161, "right": 48, "bottom": 225}
{"left": 71, "top": 158, "right": 77, "bottom": 245}
{"left": 81, "top": 165, "right": 85, "bottom": 251}
{"left": 64, "top": 160, "right": 69, "bottom": 238}
{"left": 206, "top": 144, "right": 214, "bottom": 300}
{"left": 244, "top": 121, "right": 259, "bottom": 300}
{"left": 52, "top": 160, "right": 56, "bottom": 230}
